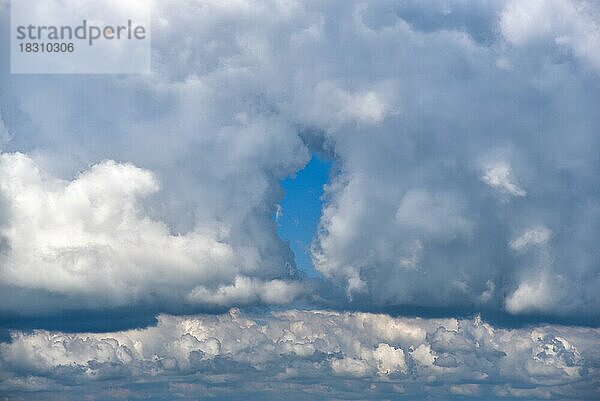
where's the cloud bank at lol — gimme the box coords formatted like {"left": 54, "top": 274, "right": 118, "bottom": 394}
{"left": 1, "top": 309, "right": 598, "bottom": 400}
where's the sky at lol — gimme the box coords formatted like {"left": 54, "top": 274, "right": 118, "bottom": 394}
{"left": 277, "top": 155, "right": 331, "bottom": 277}
{"left": 0, "top": 0, "right": 599, "bottom": 400}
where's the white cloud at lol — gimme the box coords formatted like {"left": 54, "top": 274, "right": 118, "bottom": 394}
{"left": 0, "top": 0, "right": 598, "bottom": 322}
{"left": 411, "top": 343, "right": 435, "bottom": 367}
{"left": 0, "top": 1, "right": 598, "bottom": 398}
{"left": 505, "top": 273, "right": 556, "bottom": 314}
{"left": 372, "top": 343, "right": 407, "bottom": 375}
{"left": 187, "top": 275, "right": 302, "bottom": 306}
{"left": 500, "top": 0, "right": 600, "bottom": 73}
{"left": 330, "top": 357, "right": 372, "bottom": 376}
{"left": 301, "top": 2, "right": 598, "bottom": 317}
{"left": 482, "top": 162, "right": 526, "bottom": 197}
{"left": 510, "top": 226, "right": 552, "bottom": 251}
{"left": 0, "top": 309, "right": 597, "bottom": 399}
{"left": 0, "top": 153, "right": 301, "bottom": 310}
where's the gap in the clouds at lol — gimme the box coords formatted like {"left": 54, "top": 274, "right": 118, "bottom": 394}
{"left": 277, "top": 155, "right": 331, "bottom": 277}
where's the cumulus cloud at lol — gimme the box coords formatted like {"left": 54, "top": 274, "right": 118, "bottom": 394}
{"left": 1, "top": 1, "right": 599, "bottom": 398}
{"left": 0, "top": 0, "right": 598, "bottom": 322}
{"left": 0, "top": 153, "right": 301, "bottom": 311}
{"left": 304, "top": 1, "right": 600, "bottom": 318}
{"left": 1, "top": 309, "right": 598, "bottom": 400}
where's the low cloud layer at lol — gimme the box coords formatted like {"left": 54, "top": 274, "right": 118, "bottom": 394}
{"left": 1, "top": 309, "right": 598, "bottom": 400}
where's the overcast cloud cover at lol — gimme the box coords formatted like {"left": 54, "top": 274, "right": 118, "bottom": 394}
{"left": 0, "top": 0, "right": 599, "bottom": 399}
